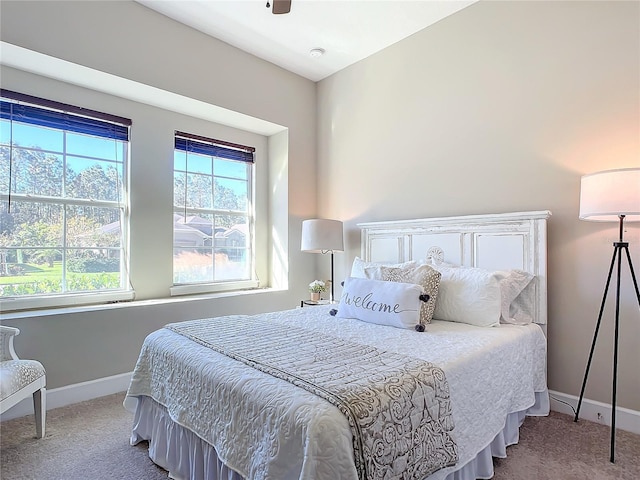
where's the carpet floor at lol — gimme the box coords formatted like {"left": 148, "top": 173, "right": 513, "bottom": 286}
{"left": 1, "top": 392, "right": 639, "bottom": 479}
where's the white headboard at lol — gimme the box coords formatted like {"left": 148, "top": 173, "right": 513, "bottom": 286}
{"left": 358, "top": 211, "right": 551, "bottom": 324}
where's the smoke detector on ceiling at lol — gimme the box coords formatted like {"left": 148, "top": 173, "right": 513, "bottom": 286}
{"left": 309, "top": 48, "right": 325, "bottom": 58}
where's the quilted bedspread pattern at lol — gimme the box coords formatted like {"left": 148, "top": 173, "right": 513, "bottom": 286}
{"left": 128, "top": 313, "right": 458, "bottom": 480}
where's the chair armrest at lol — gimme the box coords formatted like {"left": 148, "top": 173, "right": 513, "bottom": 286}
{"left": 0, "top": 325, "right": 20, "bottom": 361}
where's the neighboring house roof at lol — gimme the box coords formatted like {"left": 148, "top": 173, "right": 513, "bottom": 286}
{"left": 173, "top": 224, "right": 208, "bottom": 238}
{"left": 100, "top": 221, "right": 121, "bottom": 235}
{"left": 215, "top": 223, "right": 248, "bottom": 239}
{"left": 175, "top": 215, "right": 214, "bottom": 236}
{"left": 97, "top": 216, "right": 246, "bottom": 245}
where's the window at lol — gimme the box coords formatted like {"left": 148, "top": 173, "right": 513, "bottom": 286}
{"left": 0, "top": 90, "right": 131, "bottom": 307}
{"left": 172, "top": 131, "right": 256, "bottom": 292}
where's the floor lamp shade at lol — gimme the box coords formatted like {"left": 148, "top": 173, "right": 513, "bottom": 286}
{"left": 301, "top": 219, "right": 344, "bottom": 253}
{"left": 579, "top": 168, "right": 640, "bottom": 222}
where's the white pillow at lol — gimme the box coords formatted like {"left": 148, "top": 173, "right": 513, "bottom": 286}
{"left": 364, "top": 263, "right": 441, "bottom": 326}
{"left": 494, "top": 269, "right": 536, "bottom": 325}
{"left": 350, "top": 256, "right": 418, "bottom": 279}
{"left": 432, "top": 265, "right": 502, "bottom": 327}
{"left": 336, "top": 276, "right": 423, "bottom": 330}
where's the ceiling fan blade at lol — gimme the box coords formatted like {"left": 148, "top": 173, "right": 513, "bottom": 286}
{"left": 272, "top": 0, "right": 291, "bottom": 15}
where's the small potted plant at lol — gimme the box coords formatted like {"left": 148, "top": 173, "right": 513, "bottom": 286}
{"left": 308, "top": 280, "right": 327, "bottom": 301}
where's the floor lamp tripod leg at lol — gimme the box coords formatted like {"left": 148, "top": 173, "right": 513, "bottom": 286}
{"left": 609, "top": 244, "right": 640, "bottom": 463}
{"left": 622, "top": 246, "right": 640, "bottom": 306}
{"left": 575, "top": 243, "right": 640, "bottom": 464}
{"left": 574, "top": 246, "right": 618, "bottom": 423}
{"left": 610, "top": 246, "right": 623, "bottom": 463}
{"left": 614, "top": 246, "right": 640, "bottom": 463}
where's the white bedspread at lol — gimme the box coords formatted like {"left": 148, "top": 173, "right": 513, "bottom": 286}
{"left": 125, "top": 305, "right": 547, "bottom": 480}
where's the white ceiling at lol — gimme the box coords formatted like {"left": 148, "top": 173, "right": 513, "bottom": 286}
{"left": 136, "top": 0, "right": 478, "bottom": 82}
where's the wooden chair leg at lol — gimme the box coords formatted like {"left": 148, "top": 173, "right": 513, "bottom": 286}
{"left": 33, "top": 387, "right": 46, "bottom": 438}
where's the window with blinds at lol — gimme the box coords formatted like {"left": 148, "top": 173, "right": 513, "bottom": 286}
{"left": 0, "top": 90, "right": 132, "bottom": 307}
{"left": 172, "top": 131, "right": 257, "bottom": 292}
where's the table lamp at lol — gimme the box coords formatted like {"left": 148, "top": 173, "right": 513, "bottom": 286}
{"left": 301, "top": 219, "right": 344, "bottom": 302}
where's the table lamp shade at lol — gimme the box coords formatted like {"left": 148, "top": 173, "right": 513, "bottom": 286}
{"left": 301, "top": 219, "right": 344, "bottom": 253}
{"left": 579, "top": 168, "right": 640, "bottom": 222}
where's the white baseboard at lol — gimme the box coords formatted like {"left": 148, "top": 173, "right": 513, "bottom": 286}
{"left": 549, "top": 389, "right": 640, "bottom": 436}
{"left": 3, "top": 376, "right": 638, "bottom": 438}
{"left": 0, "top": 371, "right": 132, "bottom": 422}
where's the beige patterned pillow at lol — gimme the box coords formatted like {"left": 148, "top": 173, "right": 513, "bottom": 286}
{"left": 367, "top": 264, "right": 441, "bottom": 326}
{"left": 351, "top": 256, "right": 418, "bottom": 279}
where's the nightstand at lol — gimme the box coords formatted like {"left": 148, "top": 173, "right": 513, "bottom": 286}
{"left": 300, "top": 299, "right": 331, "bottom": 307}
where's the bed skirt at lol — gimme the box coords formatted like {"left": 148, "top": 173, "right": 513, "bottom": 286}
{"left": 128, "top": 390, "right": 549, "bottom": 480}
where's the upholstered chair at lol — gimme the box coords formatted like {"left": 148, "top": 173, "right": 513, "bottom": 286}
{"left": 0, "top": 325, "right": 46, "bottom": 438}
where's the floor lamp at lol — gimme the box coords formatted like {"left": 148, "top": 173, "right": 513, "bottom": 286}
{"left": 574, "top": 167, "right": 640, "bottom": 463}
{"left": 301, "top": 219, "right": 344, "bottom": 303}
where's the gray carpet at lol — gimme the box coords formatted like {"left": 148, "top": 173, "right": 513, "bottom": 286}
{"left": 1, "top": 392, "right": 639, "bottom": 479}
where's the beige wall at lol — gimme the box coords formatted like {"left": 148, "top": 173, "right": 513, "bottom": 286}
{"left": 318, "top": 1, "right": 640, "bottom": 411}
{"left": 0, "top": 1, "right": 317, "bottom": 388}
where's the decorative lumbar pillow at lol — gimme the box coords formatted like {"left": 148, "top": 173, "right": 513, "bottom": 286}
{"left": 432, "top": 264, "right": 502, "bottom": 327}
{"left": 350, "top": 256, "right": 418, "bottom": 279}
{"left": 336, "top": 276, "right": 424, "bottom": 330}
{"left": 365, "top": 263, "right": 441, "bottom": 326}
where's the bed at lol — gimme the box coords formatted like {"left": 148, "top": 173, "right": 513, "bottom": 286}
{"left": 125, "top": 210, "right": 552, "bottom": 480}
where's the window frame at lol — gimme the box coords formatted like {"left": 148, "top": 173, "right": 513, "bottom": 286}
{"left": 170, "top": 131, "right": 259, "bottom": 296}
{"left": 0, "top": 90, "right": 133, "bottom": 311}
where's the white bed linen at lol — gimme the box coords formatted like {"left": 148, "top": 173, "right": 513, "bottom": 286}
{"left": 130, "top": 392, "right": 548, "bottom": 480}
{"left": 125, "top": 305, "right": 548, "bottom": 480}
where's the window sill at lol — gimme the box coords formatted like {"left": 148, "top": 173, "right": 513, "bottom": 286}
{"left": 0, "top": 290, "right": 136, "bottom": 316}
{"left": 0, "top": 286, "right": 279, "bottom": 320}
{"left": 170, "top": 280, "right": 260, "bottom": 297}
